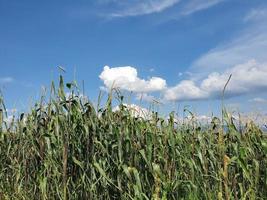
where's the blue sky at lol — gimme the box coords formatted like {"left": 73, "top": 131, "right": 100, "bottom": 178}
{"left": 1, "top": 0, "right": 267, "bottom": 117}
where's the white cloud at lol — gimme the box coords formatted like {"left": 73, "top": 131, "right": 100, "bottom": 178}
{"left": 191, "top": 32, "right": 267, "bottom": 73}
{"left": 65, "top": 92, "right": 89, "bottom": 103}
{"left": 136, "top": 93, "right": 161, "bottom": 103}
{"left": 164, "top": 60, "right": 267, "bottom": 101}
{"left": 195, "top": 114, "right": 212, "bottom": 122}
{"left": 186, "top": 114, "right": 212, "bottom": 123}
{"left": 191, "top": 7, "right": 267, "bottom": 72}
{"left": 99, "top": 0, "right": 224, "bottom": 18}
{"left": 171, "top": 7, "right": 267, "bottom": 102}
{"left": 2, "top": 108, "right": 17, "bottom": 127}
{"left": 99, "top": 9, "right": 267, "bottom": 102}
{"left": 181, "top": 0, "right": 224, "bottom": 15}
{"left": 109, "top": 0, "right": 180, "bottom": 17}
{"left": 169, "top": 114, "right": 212, "bottom": 124}
{"left": 244, "top": 8, "right": 267, "bottom": 22}
{"left": 4, "top": 115, "right": 15, "bottom": 125}
{"left": 0, "top": 77, "right": 14, "bottom": 84}
{"left": 113, "top": 103, "right": 152, "bottom": 119}
{"left": 99, "top": 65, "right": 167, "bottom": 92}
{"left": 249, "top": 97, "right": 267, "bottom": 103}
{"left": 6, "top": 108, "right": 17, "bottom": 113}
{"left": 164, "top": 80, "right": 207, "bottom": 101}
{"left": 100, "top": 60, "right": 267, "bottom": 102}
{"left": 232, "top": 112, "right": 267, "bottom": 126}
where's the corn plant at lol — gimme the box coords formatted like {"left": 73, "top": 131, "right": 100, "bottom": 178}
{"left": 0, "top": 76, "right": 267, "bottom": 199}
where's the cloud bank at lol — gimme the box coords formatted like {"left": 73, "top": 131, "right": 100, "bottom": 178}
{"left": 113, "top": 103, "right": 152, "bottom": 119}
{"left": 99, "top": 8, "right": 267, "bottom": 102}
{"left": 99, "top": 66, "right": 167, "bottom": 92}
{"left": 99, "top": 60, "right": 267, "bottom": 102}
{"left": 165, "top": 60, "right": 267, "bottom": 101}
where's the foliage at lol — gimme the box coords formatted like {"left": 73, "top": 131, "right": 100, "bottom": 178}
{"left": 0, "top": 76, "right": 267, "bottom": 200}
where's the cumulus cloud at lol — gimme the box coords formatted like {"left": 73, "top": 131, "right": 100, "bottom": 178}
{"left": 99, "top": 65, "right": 167, "bottom": 93}
{"left": 136, "top": 93, "right": 156, "bottom": 102}
{"left": 65, "top": 92, "right": 89, "bottom": 103}
{"left": 167, "top": 7, "right": 267, "bottom": 102}
{"left": 135, "top": 93, "right": 163, "bottom": 104}
{"left": 181, "top": 0, "right": 224, "bottom": 15}
{"left": 168, "top": 114, "right": 212, "bottom": 124}
{"left": 100, "top": 60, "right": 267, "bottom": 102}
{"left": 99, "top": 9, "right": 267, "bottom": 102}
{"left": 6, "top": 108, "right": 17, "bottom": 113}
{"left": 164, "top": 60, "right": 267, "bottom": 101}
{"left": 113, "top": 103, "right": 152, "bottom": 119}
{"left": 164, "top": 80, "right": 207, "bottom": 101}
{"left": 232, "top": 112, "right": 267, "bottom": 127}
{"left": 185, "top": 114, "right": 212, "bottom": 123}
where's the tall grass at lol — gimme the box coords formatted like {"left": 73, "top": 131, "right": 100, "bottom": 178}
{"left": 0, "top": 76, "right": 267, "bottom": 199}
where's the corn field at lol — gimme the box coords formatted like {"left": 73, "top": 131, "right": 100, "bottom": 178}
{"left": 0, "top": 76, "right": 267, "bottom": 199}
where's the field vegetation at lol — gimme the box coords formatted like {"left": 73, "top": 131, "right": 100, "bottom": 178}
{"left": 0, "top": 76, "right": 267, "bottom": 199}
